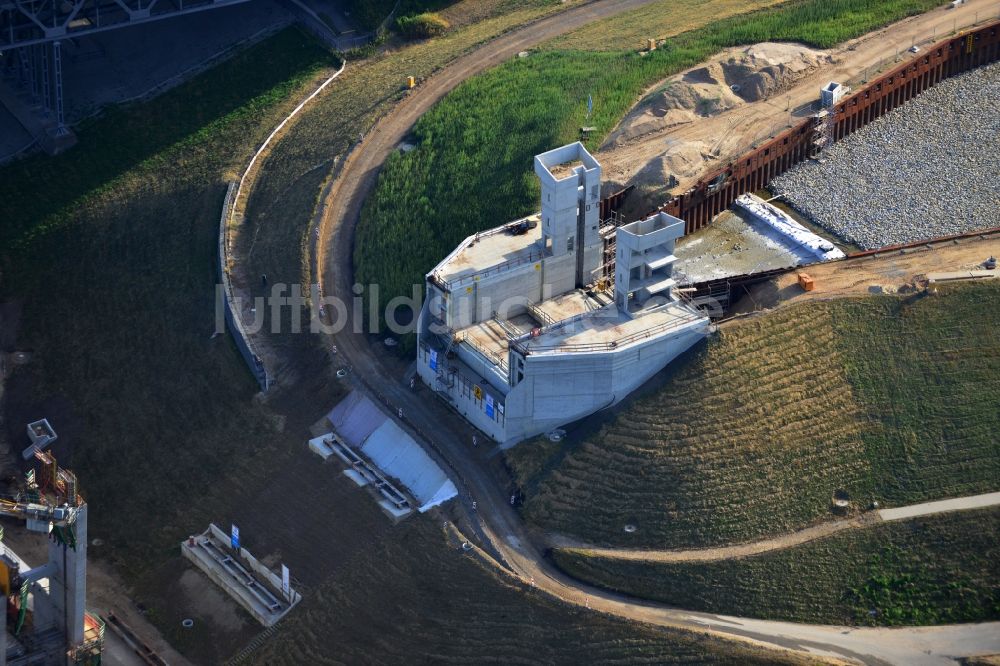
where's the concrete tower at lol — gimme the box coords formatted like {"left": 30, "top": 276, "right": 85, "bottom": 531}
{"left": 23, "top": 503, "right": 88, "bottom": 662}
{"left": 534, "top": 142, "right": 603, "bottom": 287}
{"left": 614, "top": 211, "right": 684, "bottom": 310}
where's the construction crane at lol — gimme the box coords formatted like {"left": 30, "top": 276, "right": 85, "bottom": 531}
{"left": 0, "top": 498, "right": 79, "bottom": 533}
{"left": 0, "top": 448, "right": 102, "bottom": 666}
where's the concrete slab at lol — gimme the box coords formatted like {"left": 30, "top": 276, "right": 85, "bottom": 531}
{"left": 307, "top": 434, "right": 335, "bottom": 459}
{"left": 378, "top": 500, "right": 412, "bottom": 520}
{"left": 518, "top": 300, "right": 702, "bottom": 354}
{"left": 926, "top": 270, "right": 998, "bottom": 283}
{"left": 180, "top": 524, "right": 299, "bottom": 628}
{"left": 434, "top": 215, "right": 543, "bottom": 285}
{"left": 533, "top": 289, "right": 599, "bottom": 322}
{"left": 361, "top": 420, "right": 457, "bottom": 512}
{"left": 673, "top": 209, "right": 806, "bottom": 284}
{"left": 322, "top": 392, "right": 457, "bottom": 514}
{"left": 327, "top": 390, "right": 387, "bottom": 447}
{"left": 462, "top": 319, "right": 514, "bottom": 362}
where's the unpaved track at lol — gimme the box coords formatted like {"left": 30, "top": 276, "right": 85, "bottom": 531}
{"left": 735, "top": 231, "right": 1000, "bottom": 314}
{"left": 314, "top": 4, "right": 1000, "bottom": 664}
{"left": 598, "top": 0, "right": 1000, "bottom": 193}
{"left": 550, "top": 490, "right": 1000, "bottom": 563}
{"left": 548, "top": 515, "right": 876, "bottom": 563}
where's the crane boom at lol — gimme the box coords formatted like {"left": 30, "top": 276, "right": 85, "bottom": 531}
{"left": 0, "top": 498, "right": 79, "bottom": 532}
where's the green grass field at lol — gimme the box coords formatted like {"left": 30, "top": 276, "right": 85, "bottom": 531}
{"left": 249, "top": 507, "right": 814, "bottom": 665}
{"left": 544, "top": 0, "right": 784, "bottom": 51}
{"left": 354, "top": 0, "right": 944, "bottom": 332}
{"left": 0, "top": 27, "right": 338, "bottom": 571}
{"left": 507, "top": 282, "right": 1000, "bottom": 548}
{"left": 237, "top": 0, "right": 574, "bottom": 358}
{"left": 0, "top": 9, "right": 814, "bottom": 663}
{"left": 553, "top": 506, "right": 1000, "bottom": 626}
{"left": 836, "top": 286, "right": 1000, "bottom": 504}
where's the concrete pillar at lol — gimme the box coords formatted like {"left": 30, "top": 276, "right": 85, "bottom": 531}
{"left": 534, "top": 142, "right": 602, "bottom": 287}
{"left": 45, "top": 504, "right": 87, "bottom": 652}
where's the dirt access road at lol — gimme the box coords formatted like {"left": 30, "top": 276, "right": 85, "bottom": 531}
{"left": 597, "top": 0, "right": 1000, "bottom": 195}
{"left": 314, "top": 3, "right": 1000, "bottom": 664}
{"left": 735, "top": 230, "right": 1000, "bottom": 313}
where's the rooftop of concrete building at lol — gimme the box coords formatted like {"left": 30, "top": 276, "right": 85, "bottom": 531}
{"left": 430, "top": 214, "right": 545, "bottom": 290}
{"left": 535, "top": 141, "right": 601, "bottom": 182}
{"left": 458, "top": 288, "right": 703, "bottom": 362}
{"left": 519, "top": 300, "right": 702, "bottom": 354}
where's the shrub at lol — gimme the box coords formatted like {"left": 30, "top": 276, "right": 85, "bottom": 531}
{"left": 397, "top": 12, "right": 450, "bottom": 39}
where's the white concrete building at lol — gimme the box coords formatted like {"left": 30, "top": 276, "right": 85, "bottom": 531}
{"left": 416, "top": 143, "right": 709, "bottom": 446}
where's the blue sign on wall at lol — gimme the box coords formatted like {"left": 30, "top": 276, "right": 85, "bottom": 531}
{"left": 231, "top": 524, "right": 240, "bottom": 550}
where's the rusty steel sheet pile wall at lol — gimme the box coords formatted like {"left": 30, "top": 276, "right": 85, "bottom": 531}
{"left": 649, "top": 20, "right": 1000, "bottom": 235}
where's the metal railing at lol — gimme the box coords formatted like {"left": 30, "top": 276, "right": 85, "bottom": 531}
{"left": 432, "top": 247, "right": 550, "bottom": 291}
{"left": 461, "top": 335, "right": 509, "bottom": 374}
{"left": 526, "top": 301, "right": 556, "bottom": 328}
{"left": 511, "top": 306, "right": 705, "bottom": 356}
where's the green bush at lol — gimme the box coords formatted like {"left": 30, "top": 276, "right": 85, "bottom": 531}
{"left": 342, "top": 0, "right": 454, "bottom": 32}
{"left": 397, "top": 12, "right": 451, "bottom": 39}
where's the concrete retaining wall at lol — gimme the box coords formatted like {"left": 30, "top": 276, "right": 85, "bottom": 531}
{"left": 217, "top": 181, "right": 270, "bottom": 391}
{"left": 500, "top": 324, "right": 705, "bottom": 444}
{"left": 419, "top": 320, "right": 707, "bottom": 446}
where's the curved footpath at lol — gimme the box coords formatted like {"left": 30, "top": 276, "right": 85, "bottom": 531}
{"left": 311, "top": 2, "right": 1000, "bottom": 663}
{"left": 550, "top": 491, "right": 1000, "bottom": 563}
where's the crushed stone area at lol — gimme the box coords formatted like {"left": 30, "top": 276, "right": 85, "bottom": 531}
{"left": 673, "top": 210, "right": 813, "bottom": 284}
{"left": 771, "top": 61, "right": 1000, "bottom": 250}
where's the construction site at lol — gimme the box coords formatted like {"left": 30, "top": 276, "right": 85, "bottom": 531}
{"left": 408, "top": 15, "right": 999, "bottom": 444}
{"left": 606, "top": 16, "right": 1000, "bottom": 313}
{"left": 0, "top": 430, "right": 102, "bottom": 665}
{"left": 416, "top": 142, "right": 709, "bottom": 445}
{"left": 0, "top": 0, "right": 998, "bottom": 663}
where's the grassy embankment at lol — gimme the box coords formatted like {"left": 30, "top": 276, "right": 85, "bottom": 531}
{"left": 554, "top": 506, "right": 1000, "bottom": 626}
{"left": 355, "top": 0, "right": 945, "bottom": 342}
{"left": 0, "top": 11, "right": 812, "bottom": 665}
{"left": 237, "top": 0, "right": 571, "bottom": 363}
{"left": 249, "top": 503, "right": 817, "bottom": 666}
{"left": 340, "top": 0, "right": 453, "bottom": 32}
{"left": 0, "top": 26, "right": 337, "bottom": 564}
{"left": 507, "top": 281, "right": 1000, "bottom": 548}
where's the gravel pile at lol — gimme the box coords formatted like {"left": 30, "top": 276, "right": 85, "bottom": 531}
{"left": 771, "top": 61, "right": 1000, "bottom": 250}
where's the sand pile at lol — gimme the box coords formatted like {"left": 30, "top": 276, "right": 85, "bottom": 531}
{"left": 606, "top": 43, "right": 832, "bottom": 147}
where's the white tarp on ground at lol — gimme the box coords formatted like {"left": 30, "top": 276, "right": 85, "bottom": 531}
{"left": 327, "top": 391, "right": 457, "bottom": 512}
{"left": 360, "top": 419, "right": 458, "bottom": 512}
{"left": 327, "top": 390, "right": 387, "bottom": 447}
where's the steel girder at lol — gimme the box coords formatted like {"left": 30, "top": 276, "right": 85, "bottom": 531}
{"left": 1, "top": 0, "right": 252, "bottom": 49}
